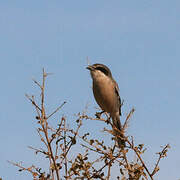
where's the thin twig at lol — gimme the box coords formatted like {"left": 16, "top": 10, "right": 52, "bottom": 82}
{"left": 123, "top": 108, "right": 135, "bottom": 130}
{"left": 37, "top": 128, "right": 48, "bottom": 148}
{"left": 151, "top": 144, "right": 170, "bottom": 176}
{"left": 63, "top": 118, "right": 68, "bottom": 178}
{"left": 25, "top": 94, "right": 42, "bottom": 113}
{"left": 8, "top": 161, "right": 38, "bottom": 176}
{"left": 32, "top": 78, "right": 42, "bottom": 89}
{"left": 127, "top": 139, "right": 153, "bottom": 180}
{"left": 46, "top": 101, "right": 66, "bottom": 119}
{"left": 28, "top": 146, "right": 48, "bottom": 156}
{"left": 60, "top": 120, "right": 83, "bottom": 165}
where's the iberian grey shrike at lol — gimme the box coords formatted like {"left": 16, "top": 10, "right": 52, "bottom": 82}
{"left": 86, "top": 63, "right": 125, "bottom": 148}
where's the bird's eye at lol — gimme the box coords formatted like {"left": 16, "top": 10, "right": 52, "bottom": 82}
{"left": 96, "top": 67, "right": 109, "bottom": 76}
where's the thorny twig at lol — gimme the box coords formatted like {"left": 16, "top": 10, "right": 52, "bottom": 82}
{"left": 26, "top": 69, "right": 62, "bottom": 180}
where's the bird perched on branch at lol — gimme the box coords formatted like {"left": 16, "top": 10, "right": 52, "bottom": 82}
{"left": 86, "top": 63, "right": 125, "bottom": 148}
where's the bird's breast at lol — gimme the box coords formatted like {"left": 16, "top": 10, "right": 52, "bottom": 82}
{"left": 92, "top": 76, "right": 118, "bottom": 114}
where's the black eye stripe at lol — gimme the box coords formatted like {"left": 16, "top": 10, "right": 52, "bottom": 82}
{"left": 96, "top": 67, "right": 109, "bottom": 76}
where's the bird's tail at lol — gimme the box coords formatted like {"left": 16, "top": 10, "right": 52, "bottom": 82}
{"left": 112, "top": 114, "right": 125, "bottom": 148}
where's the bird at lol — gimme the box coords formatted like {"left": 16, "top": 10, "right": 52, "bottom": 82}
{"left": 86, "top": 63, "right": 125, "bottom": 148}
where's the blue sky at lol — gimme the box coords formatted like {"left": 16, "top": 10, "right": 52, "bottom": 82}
{"left": 1, "top": 0, "right": 180, "bottom": 179}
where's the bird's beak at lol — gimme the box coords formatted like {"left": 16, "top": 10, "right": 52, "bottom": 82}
{"left": 86, "top": 65, "right": 94, "bottom": 71}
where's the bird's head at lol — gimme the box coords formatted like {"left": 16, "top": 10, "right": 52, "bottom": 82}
{"left": 86, "top": 64, "right": 112, "bottom": 79}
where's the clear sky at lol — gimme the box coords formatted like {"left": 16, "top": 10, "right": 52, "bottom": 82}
{"left": 1, "top": 0, "right": 180, "bottom": 179}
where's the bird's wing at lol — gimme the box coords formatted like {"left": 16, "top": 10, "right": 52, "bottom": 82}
{"left": 114, "top": 81, "right": 121, "bottom": 116}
